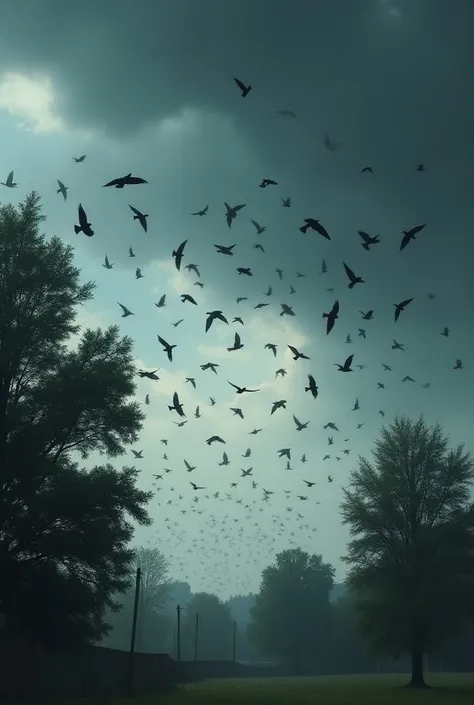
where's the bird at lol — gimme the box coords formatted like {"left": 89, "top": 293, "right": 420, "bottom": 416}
{"left": 227, "top": 332, "right": 244, "bottom": 351}
{"left": 74, "top": 204, "right": 94, "bottom": 237}
{"left": 293, "top": 415, "right": 309, "bottom": 431}
{"left": 129, "top": 205, "right": 148, "bottom": 232}
{"left": 1, "top": 171, "right": 17, "bottom": 188}
{"left": 259, "top": 178, "right": 278, "bottom": 188}
{"left": 168, "top": 392, "right": 185, "bottom": 417}
{"left": 73, "top": 155, "right": 86, "bottom": 162}
{"left": 280, "top": 304, "right": 295, "bottom": 317}
{"left": 190, "top": 482, "right": 205, "bottom": 491}
{"left": 137, "top": 369, "right": 159, "bottom": 380}
{"left": 303, "top": 480, "right": 315, "bottom": 488}
{"left": 323, "top": 300, "right": 339, "bottom": 335}
{"left": 155, "top": 295, "right": 166, "bottom": 308}
{"left": 288, "top": 345, "right": 309, "bottom": 361}
{"left": 335, "top": 354, "right": 354, "bottom": 372}
{"left": 225, "top": 203, "right": 246, "bottom": 228}
{"left": 233, "top": 77, "right": 252, "bottom": 97}
{"left": 394, "top": 298, "right": 414, "bottom": 321}
{"left": 453, "top": 359, "right": 463, "bottom": 370}
{"left": 343, "top": 262, "right": 365, "bottom": 289}
{"left": 400, "top": 224, "right": 426, "bottom": 251}
{"left": 181, "top": 294, "right": 197, "bottom": 305}
{"left": 215, "top": 244, "right": 236, "bottom": 256}
{"left": 131, "top": 449, "right": 143, "bottom": 459}
{"left": 276, "top": 110, "right": 296, "bottom": 118}
{"left": 353, "top": 398, "right": 360, "bottom": 411}
{"left": 251, "top": 220, "right": 266, "bottom": 234}
{"left": 228, "top": 381, "right": 259, "bottom": 394}
{"left": 358, "top": 231, "right": 380, "bottom": 250}
{"left": 191, "top": 205, "right": 208, "bottom": 216}
{"left": 184, "top": 460, "right": 196, "bottom": 472}
{"left": 128, "top": 247, "right": 135, "bottom": 258}
{"left": 56, "top": 180, "right": 68, "bottom": 200}
{"left": 103, "top": 173, "right": 148, "bottom": 188}
{"left": 103, "top": 255, "right": 114, "bottom": 270}
{"left": 172, "top": 240, "right": 187, "bottom": 271}
{"left": 359, "top": 310, "right": 374, "bottom": 320}
{"left": 416, "top": 163, "right": 426, "bottom": 171}
{"left": 205, "top": 310, "right": 228, "bottom": 332}
{"left": 265, "top": 343, "right": 278, "bottom": 357}
{"left": 323, "top": 133, "right": 342, "bottom": 151}
{"left": 321, "top": 259, "right": 328, "bottom": 274}
{"left": 441, "top": 327, "right": 449, "bottom": 337}
{"left": 305, "top": 375, "right": 318, "bottom": 399}
{"left": 300, "top": 219, "right": 331, "bottom": 239}
{"left": 281, "top": 197, "right": 291, "bottom": 208}
{"left": 157, "top": 335, "right": 176, "bottom": 362}
{"left": 271, "top": 400, "right": 287, "bottom": 415}
{"left": 392, "top": 340, "right": 405, "bottom": 351}
{"left": 361, "top": 166, "right": 373, "bottom": 173}
{"left": 135, "top": 268, "right": 144, "bottom": 279}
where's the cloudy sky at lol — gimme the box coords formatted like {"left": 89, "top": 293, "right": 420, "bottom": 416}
{"left": 1, "top": 0, "right": 473, "bottom": 599}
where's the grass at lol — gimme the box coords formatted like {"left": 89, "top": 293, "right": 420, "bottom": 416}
{"left": 49, "top": 673, "right": 474, "bottom": 705}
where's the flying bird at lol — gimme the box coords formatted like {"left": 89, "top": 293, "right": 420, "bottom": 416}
{"left": 288, "top": 345, "right": 309, "bottom": 361}
{"left": 300, "top": 219, "right": 331, "bottom": 239}
{"left": 214, "top": 244, "right": 236, "bottom": 256}
{"left": 129, "top": 205, "right": 148, "bottom": 232}
{"left": 343, "top": 262, "right": 365, "bottom": 289}
{"left": 157, "top": 335, "right": 176, "bottom": 362}
{"left": 103, "top": 255, "right": 114, "bottom": 270}
{"left": 335, "top": 354, "right": 354, "bottom": 372}
{"left": 103, "top": 173, "right": 147, "bottom": 188}
{"left": 259, "top": 178, "right": 278, "bottom": 188}
{"left": 233, "top": 77, "right": 252, "bottom": 97}
{"left": 276, "top": 110, "right": 296, "bottom": 118}
{"left": 323, "top": 300, "right": 339, "bottom": 335}
{"left": 305, "top": 374, "right": 318, "bottom": 398}
{"left": 168, "top": 392, "right": 185, "bottom": 417}
{"left": 400, "top": 224, "right": 426, "bottom": 251}
{"left": 225, "top": 202, "right": 246, "bottom": 228}
{"left": 155, "top": 295, "right": 166, "bottom": 308}
{"left": 172, "top": 240, "right": 187, "bottom": 271}
{"left": 191, "top": 205, "right": 208, "bottom": 216}
{"left": 394, "top": 298, "right": 414, "bottom": 322}
{"left": 281, "top": 197, "right": 291, "bottom": 208}
{"left": 323, "top": 133, "right": 343, "bottom": 151}
{"left": 206, "top": 310, "right": 228, "bottom": 332}
{"left": 358, "top": 231, "right": 380, "bottom": 250}
{"left": 74, "top": 204, "right": 94, "bottom": 237}
{"left": 73, "top": 155, "right": 86, "bottom": 162}
{"left": 1, "top": 171, "right": 17, "bottom": 188}
{"left": 56, "top": 180, "right": 68, "bottom": 200}
{"left": 228, "top": 381, "right": 259, "bottom": 394}
{"left": 227, "top": 332, "right": 244, "bottom": 351}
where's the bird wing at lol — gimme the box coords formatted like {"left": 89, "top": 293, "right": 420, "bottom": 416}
{"left": 343, "top": 263, "right": 356, "bottom": 281}
{"left": 345, "top": 355, "right": 354, "bottom": 367}
{"left": 233, "top": 77, "right": 245, "bottom": 91}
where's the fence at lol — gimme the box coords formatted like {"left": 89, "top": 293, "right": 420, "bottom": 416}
{"left": 0, "top": 631, "right": 182, "bottom": 699}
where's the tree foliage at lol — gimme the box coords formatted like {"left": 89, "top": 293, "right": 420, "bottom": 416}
{"left": 182, "top": 592, "right": 234, "bottom": 660}
{"left": 0, "top": 193, "right": 151, "bottom": 647}
{"left": 340, "top": 416, "right": 474, "bottom": 685}
{"left": 248, "top": 548, "right": 334, "bottom": 669}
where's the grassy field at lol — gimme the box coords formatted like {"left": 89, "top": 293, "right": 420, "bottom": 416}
{"left": 56, "top": 673, "right": 474, "bottom": 705}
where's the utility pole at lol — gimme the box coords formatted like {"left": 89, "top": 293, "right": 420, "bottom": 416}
{"left": 194, "top": 612, "right": 199, "bottom": 661}
{"left": 127, "top": 567, "right": 141, "bottom": 697}
{"left": 176, "top": 605, "right": 181, "bottom": 661}
{"left": 232, "top": 620, "right": 236, "bottom": 662}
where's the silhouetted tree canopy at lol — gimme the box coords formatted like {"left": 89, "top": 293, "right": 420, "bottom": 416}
{"left": 340, "top": 416, "right": 474, "bottom": 688}
{"left": 182, "top": 592, "right": 234, "bottom": 660}
{"left": 248, "top": 547, "right": 335, "bottom": 671}
{"left": 0, "top": 193, "right": 152, "bottom": 648}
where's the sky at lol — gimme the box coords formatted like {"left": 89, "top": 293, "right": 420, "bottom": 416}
{"left": 0, "top": 0, "right": 473, "bottom": 599}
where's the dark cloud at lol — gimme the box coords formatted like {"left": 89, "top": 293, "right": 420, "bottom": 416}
{"left": 1, "top": 0, "right": 472, "bottom": 406}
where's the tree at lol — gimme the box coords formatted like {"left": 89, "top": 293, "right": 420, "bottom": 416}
{"left": 0, "top": 193, "right": 152, "bottom": 648}
{"left": 248, "top": 548, "right": 335, "bottom": 673}
{"left": 181, "top": 592, "right": 234, "bottom": 660}
{"left": 340, "top": 416, "right": 474, "bottom": 688}
{"left": 101, "top": 547, "right": 172, "bottom": 653}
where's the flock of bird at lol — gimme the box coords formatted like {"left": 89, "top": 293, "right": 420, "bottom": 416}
{"left": 2, "top": 76, "right": 467, "bottom": 596}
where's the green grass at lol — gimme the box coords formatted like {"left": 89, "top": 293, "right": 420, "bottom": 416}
{"left": 56, "top": 673, "right": 474, "bottom": 705}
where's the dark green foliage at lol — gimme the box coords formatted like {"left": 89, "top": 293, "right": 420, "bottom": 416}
{"left": 181, "top": 592, "right": 234, "bottom": 660}
{"left": 248, "top": 548, "right": 335, "bottom": 670}
{"left": 0, "top": 193, "right": 151, "bottom": 648}
{"left": 340, "top": 416, "right": 474, "bottom": 685}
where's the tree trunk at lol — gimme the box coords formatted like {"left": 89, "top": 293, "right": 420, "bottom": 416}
{"left": 407, "top": 646, "right": 428, "bottom": 688}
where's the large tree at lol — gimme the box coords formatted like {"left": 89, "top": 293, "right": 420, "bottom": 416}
{"left": 0, "top": 193, "right": 152, "bottom": 648}
{"left": 101, "top": 547, "right": 172, "bottom": 652}
{"left": 181, "top": 592, "right": 234, "bottom": 661}
{"left": 248, "top": 548, "right": 335, "bottom": 673}
{"left": 340, "top": 416, "right": 474, "bottom": 688}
